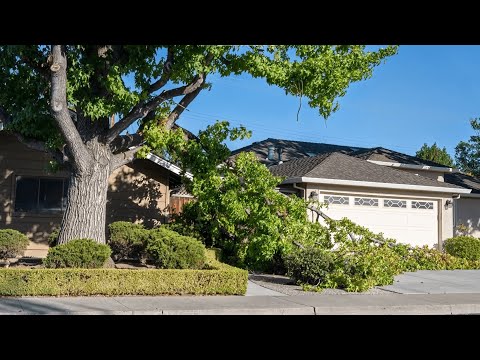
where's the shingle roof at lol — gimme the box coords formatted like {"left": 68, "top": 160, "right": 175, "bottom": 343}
{"left": 351, "top": 147, "right": 448, "bottom": 167}
{"left": 444, "top": 173, "right": 480, "bottom": 194}
{"left": 230, "top": 138, "right": 365, "bottom": 164}
{"left": 231, "top": 139, "right": 452, "bottom": 169}
{"left": 270, "top": 152, "right": 466, "bottom": 190}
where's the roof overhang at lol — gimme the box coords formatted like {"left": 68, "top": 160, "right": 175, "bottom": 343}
{"left": 282, "top": 177, "right": 472, "bottom": 194}
{"left": 367, "top": 160, "right": 458, "bottom": 173}
{"left": 146, "top": 153, "right": 193, "bottom": 180}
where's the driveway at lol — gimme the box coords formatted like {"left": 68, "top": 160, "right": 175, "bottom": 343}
{"left": 248, "top": 270, "right": 480, "bottom": 296}
{"left": 380, "top": 270, "right": 480, "bottom": 294}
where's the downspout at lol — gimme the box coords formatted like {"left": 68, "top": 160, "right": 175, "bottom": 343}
{"left": 452, "top": 194, "right": 461, "bottom": 236}
{"left": 293, "top": 183, "right": 306, "bottom": 200}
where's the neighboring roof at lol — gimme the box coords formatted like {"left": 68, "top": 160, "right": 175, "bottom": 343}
{"left": 351, "top": 147, "right": 446, "bottom": 168}
{"left": 269, "top": 152, "right": 468, "bottom": 192}
{"left": 445, "top": 173, "right": 480, "bottom": 195}
{"left": 230, "top": 138, "right": 366, "bottom": 164}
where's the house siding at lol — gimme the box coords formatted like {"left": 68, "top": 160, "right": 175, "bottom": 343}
{"left": 107, "top": 159, "right": 170, "bottom": 228}
{"left": 454, "top": 197, "right": 480, "bottom": 238}
{"left": 0, "top": 132, "right": 171, "bottom": 252}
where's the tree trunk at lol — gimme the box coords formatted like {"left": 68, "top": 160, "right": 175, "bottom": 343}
{"left": 57, "top": 140, "right": 111, "bottom": 245}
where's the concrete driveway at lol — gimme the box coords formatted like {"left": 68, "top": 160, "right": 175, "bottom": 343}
{"left": 380, "top": 270, "right": 480, "bottom": 294}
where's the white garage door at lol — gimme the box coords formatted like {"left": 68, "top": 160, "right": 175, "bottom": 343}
{"left": 318, "top": 194, "right": 438, "bottom": 248}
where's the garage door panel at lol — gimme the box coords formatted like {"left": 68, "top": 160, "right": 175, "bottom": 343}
{"left": 408, "top": 213, "right": 436, "bottom": 227}
{"left": 321, "top": 194, "right": 438, "bottom": 248}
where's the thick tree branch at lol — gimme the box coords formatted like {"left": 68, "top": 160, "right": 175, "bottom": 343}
{"left": 164, "top": 53, "right": 213, "bottom": 130}
{"left": 148, "top": 47, "right": 174, "bottom": 94}
{"left": 105, "top": 74, "right": 205, "bottom": 144}
{"left": 50, "top": 45, "right": 91, "bottom": 172}
{"left": 111, "top": 146, "right": 143, "bottom": 170}
{"left": 165, "top": 84, "right": 204, "bottom": 130}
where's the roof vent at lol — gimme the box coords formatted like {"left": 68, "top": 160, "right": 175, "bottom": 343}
{"left": 277, "top": 147, "right": 283, "bottom": 164}
{"left": 267, "top": 146, "right": 276, "bottom": 161}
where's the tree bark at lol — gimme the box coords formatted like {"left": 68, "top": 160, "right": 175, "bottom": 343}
{"left": 57, "top": 140, "right": 111, "bottom": 245}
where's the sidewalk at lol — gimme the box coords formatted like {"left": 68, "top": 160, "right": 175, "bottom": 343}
{"left": 3, "top": 292, "right": 480, "bottom": 315}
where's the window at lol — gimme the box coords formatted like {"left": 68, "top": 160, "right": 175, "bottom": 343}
{"left": 384, "top": 199, "right": 407, "bottom": 208}
{"left": 15, "top": 176, "right": 68, "bottom": 212}
{"left": 354, "top": 197, "right": 378, "bottom": 206}
{"left": 411, "top": 201, "right": 434, "bottom": 210}
{"left": 324, "top": 195, "right": 349, "bottom": 205}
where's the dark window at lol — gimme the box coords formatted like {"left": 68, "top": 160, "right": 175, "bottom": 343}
{"left": 14, "top": 178, "right": 39, "bottom": 212}
{"left": 15, "top": 176, "right": 68, "bottom": 212}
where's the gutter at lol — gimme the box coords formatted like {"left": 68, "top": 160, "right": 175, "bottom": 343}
{"left": 281, "top": 177, "right": 472, "bottom": 194}
{"left": 146, "top": 153, "right": 193, "bottom": 180}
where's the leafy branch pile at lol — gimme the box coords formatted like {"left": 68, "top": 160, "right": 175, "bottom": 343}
{"left": 285, "top": 218, "right": 480, "bottom": 292}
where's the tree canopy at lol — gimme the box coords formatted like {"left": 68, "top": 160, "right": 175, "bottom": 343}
{"left": 415, "top": 142, "right": 454, "bottom": 167}
{"left": 455, "top": 118, "right": 480, "bottom": 176}
{"left": 0, "top": 45, "right": 398, "bottom": 244}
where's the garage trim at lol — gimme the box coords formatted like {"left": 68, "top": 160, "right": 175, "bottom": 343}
{"left": 283, "top": 177, "right": 471, "bottom": 194}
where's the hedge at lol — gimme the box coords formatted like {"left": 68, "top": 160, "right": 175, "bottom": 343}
{"left": 0, "top": 249, "right": 247, "bottom": 296}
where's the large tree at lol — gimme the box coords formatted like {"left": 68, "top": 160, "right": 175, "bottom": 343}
{"left": 455, "top": 118, "right": 480, "bottom": 176}
{"left": 0, "top": 45, "right": 397, "bottom": 244}
{"left": 415, "top": 142, "right": 454, "bottom": 167}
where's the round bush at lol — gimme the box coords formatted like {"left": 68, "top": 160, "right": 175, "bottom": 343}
{"left": 0, "top": 229, "right": 29, "bottom": 259}
{"left": 108, "top": 221, "right": 149, "bottom": 261}
{"left": 284, "top": 247, "right": 334, "bottom": 286}
{"left": 43, "top": 239, "right": 112, "bottom": 268}
{"left": 146, "top": 227, "right": 206, "bottom": 269}
{"left": 444, "top": 236, "right": 480, "bottom": 261}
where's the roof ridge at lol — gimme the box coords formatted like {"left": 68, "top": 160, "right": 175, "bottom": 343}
{"left": 231, "top": 138, "right": 368, "bottom": 154}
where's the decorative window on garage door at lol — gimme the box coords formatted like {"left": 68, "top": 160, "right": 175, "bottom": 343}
{"left": 324, "top": 195, "right": 349, "bottom": 205}
{"left": 384, "top": 199, "right": 407, "bottom": 208}
{"left": 411, "top": 201, "right": 434, "bottom": 210}
{"left": 354, "top": 197, "right": 378, "bottom": 206}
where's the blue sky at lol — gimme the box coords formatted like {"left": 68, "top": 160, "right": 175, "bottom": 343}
{"left": 129, "top": 45, "right": 480, "bottom": 157}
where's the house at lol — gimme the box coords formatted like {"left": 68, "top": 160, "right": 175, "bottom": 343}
{"left": 232, "top": 138, "right": 480, "bottom": 248}
{"left": 0, "top": 130, "right": 193, "bottom": 255}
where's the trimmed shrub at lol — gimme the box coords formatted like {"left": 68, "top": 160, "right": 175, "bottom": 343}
{"left": 444, "top": 236, "right": 480, "bottom": 261}
{"left": 284, "top": 247, "right": 334, "bottom": 286}
{"left": 0, "top": 229, "right": 29, "bottom": 259}
{"left": 48, "top": 228, "right": 59, "bottom": 247}
{"left": 108, "top": 221, "right": 149, "bottom": 261}
{"left": 43, "top": 239, "right": 112, "bottom": 269}
{"left": 146, "top": 228, "right": 206, "bottom": 269}
{"left": 0, "top": 249, "right": 247, "bottom": 296}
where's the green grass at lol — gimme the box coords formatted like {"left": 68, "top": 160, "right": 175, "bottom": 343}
{"left": 0, "top": 249, "right": 247, "bottom": 296}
